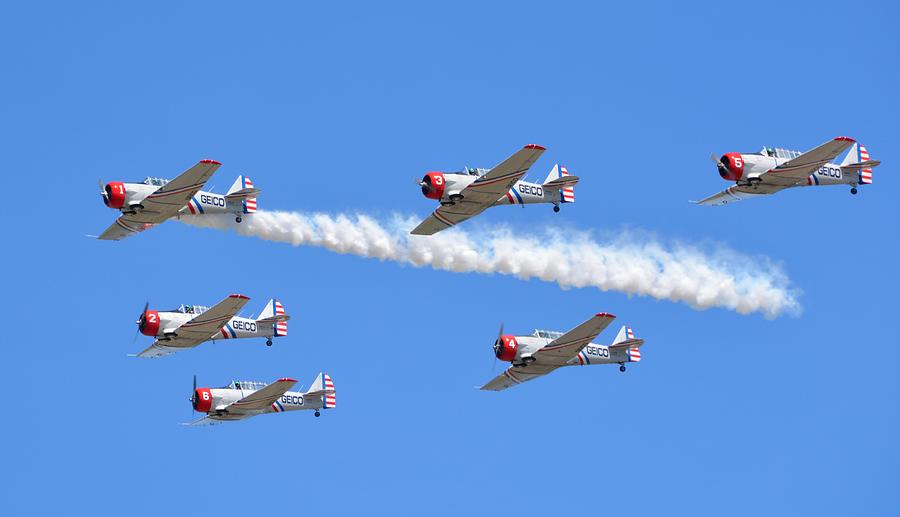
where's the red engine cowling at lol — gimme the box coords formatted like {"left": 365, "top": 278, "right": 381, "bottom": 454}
{"left": 718, "top": 153, "right": 745, "bottom": 181}
{"left": 139, "top": 310, "right": 160, "bottom": 337}
{"left": 421, "top": 172, "right": 446, "bottom": 200}
{"left": 193, "top": 388, "right": 213, "bottom": 413}
{"left": 104, "top": 181, "right": 127, "bottom": 208}
{"left": 494, "top": 335, "right": 519, "bottom": 362}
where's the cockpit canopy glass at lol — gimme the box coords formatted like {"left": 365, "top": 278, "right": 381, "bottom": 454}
{"left": 454, "top": 166, "right": 489, "bottom": 176}
{"left": 226, "top": 380, "right": 268, "bottom": 390}
{"left": 762, "top": 147, "right": 802, "bottom": 159}
{"left": 532, "top": 329, "right": 564, "bottom": 340}
{"left": 142, "top": 177, "right": 170, "bottom": 187}
{"left": 177, "top": 304, "right": 209, "bottom": 315}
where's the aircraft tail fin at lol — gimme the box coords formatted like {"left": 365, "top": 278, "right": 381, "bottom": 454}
{"left": 225, "top": 175, "right": 259, "bottom": 213}
{"left": 840, "top": 143, "right": 879, "bottom": 185}
{"left": 256, "top": 299, "right": 288, "bottom": 337}
{"left": 611, "top": 325, "right": 635, "bottom": 345}
{"left": 542, "top": 164, "right": 577, "bottom": 203}
{"left": 610, "top": 325, "right": 643, "bottom": 362}
{"left": 305, "top": 372, "right": 336, "bottom": 409}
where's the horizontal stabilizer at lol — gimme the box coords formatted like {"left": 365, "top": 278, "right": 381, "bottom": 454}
{"left": 542, "top": 175, "right": 580, "bottom": 190}
{"left": 257, "top": 314, "right": 290, "bottom": 324}
{"left": 225, "top": 187, "right": 262, "bottom": 200}
{"left": 609, "top": 338, "right": 645, "bottom": 350}
{"left": 840, "top": 160, "right": 881, "bottom": 171}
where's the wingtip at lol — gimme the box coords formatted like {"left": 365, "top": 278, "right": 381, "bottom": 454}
{"left": 524, "top": 143, "right": 546, "bottom": 151}
{"left": 595, "top": 312, "right": 616, "bottom": 319}
{"left": 229, "top": 294, "right": 250, "bottom": 300}
{"left": 834, "top": 136, "right": 856, "bottom": 143}
{"left": 278, "top": 377, "right": 298, "bottom": 383}
{"left": 200, "top": 159, "right": 222, "bottom": 165}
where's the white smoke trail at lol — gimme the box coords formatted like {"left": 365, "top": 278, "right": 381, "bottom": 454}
{"left": 182, "top": 211, "right": 800, "bottom": 318}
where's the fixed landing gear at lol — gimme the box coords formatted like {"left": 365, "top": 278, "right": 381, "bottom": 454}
{"left": 851, "top": 187, "right": 858, "bottom": 195}
{"left": 314, "top": 410, "right": 321, "bottom": 417}
{"left": 553, "top": 205, "right": 560, "bottom": 213}
{"left": 235, "top": 216, "right": 243, "bottom": 223}
{"left": 619, "top": 364, "right": 626, "bottom": 373}
{"left": 266, "top": 338, "right": 273, "bottom": 347}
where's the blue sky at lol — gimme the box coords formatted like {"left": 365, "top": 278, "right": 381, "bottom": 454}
{"left": 2, "top": 1, "right": 898, "bottom": 515}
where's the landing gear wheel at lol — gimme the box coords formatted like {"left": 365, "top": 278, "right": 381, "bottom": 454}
{"left": 619, "top": 365, "right": 626, "bottom": 373}
{"left": 851, "top": 187, "right": 858, "bottom": 195}
{"left": 235, "top": 216, "right": 243, "bottom": 223}
{"left": 266, "top": 338, "right": 273, "bottom": 347}
{"left": 553, "top": 205, "right": 560, "bottom": 213}
{"left": 314, "top": 410, "right": 321, "bottom": 417}
{"left": 449, "top": 193, "right": 464, "bottom": 203}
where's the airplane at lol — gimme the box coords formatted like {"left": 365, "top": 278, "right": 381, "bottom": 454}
{"left": 97, "top": 159, "right": 259, "bottom": 240}
{"left": 187, "top": 372, "right": 335, "bottom": 425}
{"left": 480, "top": 313, "right": 644, "bottom": 391}
{"left": 410, "top": 144, "right": 579, "bottom": 235}
{"left": 694, "top": 136, "right": 881, "bottom": 206}
{"left": 133, "top": 295, "right": 289, "bottom": 358}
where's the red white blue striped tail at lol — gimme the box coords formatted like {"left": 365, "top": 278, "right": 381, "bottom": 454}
{"left": 274, "top": 300, "right": 287, "bottom": 337}
{"left": 859, "top": 145, "right": 873, "bottom": 184}
{"left": 560, "top": 165, "right": 575, "bottom": 203}
{"left": 242, "top": 176, "right": 258, "bottom": 213}
{"left": 323, "top": 374, "right": 336, "bottom": 408}
{"left": 628, "top": 347, "right": 641, "bottom": 362}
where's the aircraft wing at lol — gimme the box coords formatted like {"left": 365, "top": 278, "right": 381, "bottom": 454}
{"left": 134, "top": 294, "right": 250, "bottom": 358}
{"left": 134, "top": 343, "right": 181, "bottom": 358}
{"left": 222, "top": 378, "right": 298, "bottom": 413}
{"left": 693, "top": 183, "right": 787, "bottom": 206}
{"left": 481, "top": 363, "right": 563, "bottom": 391}
{"left": 97, "top": 160, "right": 220, "bottom": 240}
{"left": 763, "top": 137, "right": 857, "bottom": 184}
{"left": 98, "top": 216, "right": 159, "bottom": 240}
{"left": 531, "top": 313, "right": 617, "bottom": 366}
{"left": 183, "top": 416, "right": 227, "bottom": 426}
{"left": 410, "top": 144, "right": 546, "bottom": 235}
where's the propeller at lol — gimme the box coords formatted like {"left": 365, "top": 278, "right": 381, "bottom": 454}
{"left": 415, "top": 177, "right": 431, "bottom": 191}
{"left": 491, "top": 323, "right": 504, "bottom": 373}
{"left": 190, "top": 375, "right": 198, "bottom": 419}
{"left": 98, "top": 177, "right": 108, "bottom": 202}
{"left": 710, "top": 153, "right": 728, "bottom": 174}
{"left": 134, "top": 301, "right": 149, "bottom": 343}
